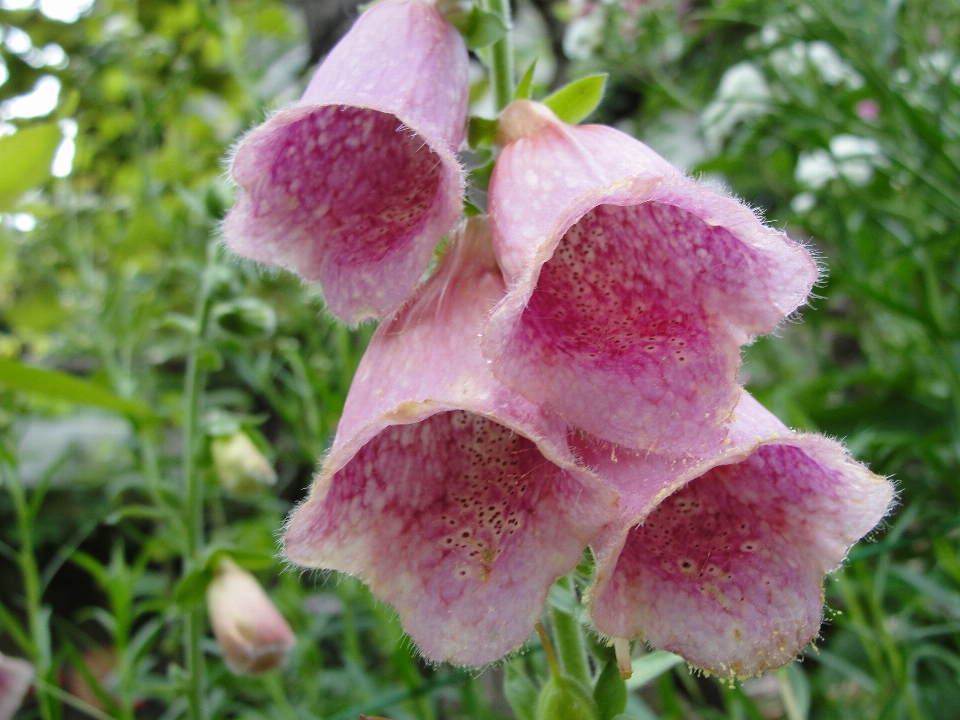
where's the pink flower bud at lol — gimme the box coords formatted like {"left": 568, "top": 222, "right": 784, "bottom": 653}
{"left": 224, "top": 0, "right": 469, "bottom": 323}
{"left": 206, "top": 559, "right": 296, "bottom": 675}
{"left": 485, "top": 100, "right": 818, "bottom": 457}
{"left": 0, "top": 653, "right": 32, "bottom": 720}
{"left": 284, "top": 218, "right": 618, "bottom": 666}
{"left": 582, "top": 393, "right": 893, "bottom": 677}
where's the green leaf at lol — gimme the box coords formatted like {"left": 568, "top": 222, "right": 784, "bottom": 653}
{"left": 468, "top": 115, "right": 499, "bottom": 149}
{"left": 0, "top": 358, "right": 155, "bottom": 420}
{"left": 594, "top": 660, "right": 628, "bottom": 720}
{"left": 174, "top": 565, "right": 215, "bottom": 609}
{"left": 448, "top": 6, "right": 509, "bottom": 49}
{"left": 624, "top": 651, "right": 684, "bottom": 690}
{"left": 468, "top": 158, "right": 496, "bottom": 193}
{"left": 504, "top": 660, "right": 539, "bottom": 720}
{"left": 542, "top": 74, "right": 608, "bottom": 125}
{"left": 515, "top": 60, "right": 538, "bottom": 100}
{"left": 0, "top": 123, "right": 61, "bottom": 210}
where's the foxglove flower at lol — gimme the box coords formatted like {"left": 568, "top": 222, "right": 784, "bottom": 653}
{"left": 211, "top": 432, "right": 277, "bottom": 496}
{"left": 224, "top": 0, "right": 469, "bottom": 323}
{"left": 284, "top": 218, "right": 618, "bottom": 666}
{"left": 207, "top": 559, "right": 296, "bottom": 674}
{"left": 485, "top": 100, "right": 818, "bottom": 456}
{"left": 0, "top": 653, "right": 32, "bottom": 720}
{"left": 579, "top": 393, "right": 893, "bottom": 677}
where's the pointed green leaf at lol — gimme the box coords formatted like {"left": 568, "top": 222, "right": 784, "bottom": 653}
{"left": 624, "top": 651, "right": 684, "bottom": 690}
{"left": 542, "top": 74, "right": 608, "bottom": 125}
{"left": 468, "top": 115, "right": 499, "bottom": 149}
{"left": 0, "top": 123, "right": 61, "bottom": 210}
{"left": 515, "top": 60, "right": 538, "bottom": 100}
{"left": 448, "top": 6, "right": 509, "bottom": 49}
{"left": 0, "top": 358, "right": 155, "bottom": 419}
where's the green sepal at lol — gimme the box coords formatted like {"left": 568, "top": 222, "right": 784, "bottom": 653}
{"left": 594, "top": 660, "right": 628, "bottom": 720}
{"left": 463, "top": 200, "right": 484, "bottom": 217}
{"left": 504, "top": 659, "right": 539, "bottom": 720}
{"left": 536, "top": 674, "right": 599, "bottom": 720}
{"left": 542, "top": 74, "right": 608, "bottom": 125}
{"left": 0, "top": 123, "right": 61, "bottom": 210}
{"left": 515, "top": 60, "right": 538, "bottom": 100}
{"left": 468, "top": 115, "right": 499, "bottom": 149}
{"left": 448, "top": 6, "right": 509, "bottom": 49}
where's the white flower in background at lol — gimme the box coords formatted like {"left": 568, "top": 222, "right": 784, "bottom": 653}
{"left": 211, "top": 432, "right": 277, "bottom": 496}
{"left": 770, "top": 40, "right": 863, "bottom": 89}
{"left": 563, "top": 8, "right": 604, "bottom": 61}
{"left": 795, "top": 135, "right": 884, "bottom": 190}
{"left": 0, "top": 653, "right": 33, "bottom": 720}
{"left": 791, "top": 191, "right": 817, "bottom": 214}
{"left": 795, "top": 148, "right": 838, "bottom": 190}
{"left": 701, "top": 62, "right": 771, "bottom": 153}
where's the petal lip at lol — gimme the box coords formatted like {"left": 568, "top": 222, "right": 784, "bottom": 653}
{"left": 284, "top": 219, "right": 619, "bottom": 667}
{"left": 223, "top": 0, "right": 469, "bottom": 324}
{"left": 585, "top": 393, "right": 894, "bottom": 677}
{"left": 484, "top": 101, "right": 818, "bottom": 452}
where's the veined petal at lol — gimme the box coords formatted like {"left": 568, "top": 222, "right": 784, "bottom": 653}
{"left": 485, "top": 100, "right": 818, "bottom": 453}
{"left": 284, "top": 219, "right": 618, "bottom": 666}
{"left": 224, "top": 0, "right": 468, "bottom": 323}
{"left": 584, "top": 394, "right": 894, "bottom": 677}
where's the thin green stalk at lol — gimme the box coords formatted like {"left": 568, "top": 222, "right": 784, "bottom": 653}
{"left": 536, "top": 622, "right": 562, "bottom": 681}
{"left": 485, "top": 0, "right": 514, "bottom": 109}
{"left": 182, "top": 244, "right": 218, "bottom": 720}
{"left": 550, "top": 575, "right": 591, "bottom": 687}
{"left": 2, "top": 464, "right": 57, "bottom": 720}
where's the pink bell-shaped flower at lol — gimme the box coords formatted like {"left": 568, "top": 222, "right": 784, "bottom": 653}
{"left": 580, "top": 393, "right": 893, "bottom": 677}
{"left": 485, "top": 100, "right": 818, "bottom": 456}
{"left": 284, "top": 218, "right": 618, "bottom": 666}
{"left": 206, "top": 559, "right": 296, "bottom": 675}
{"left": 224, "top": 0, "right": 469, "bottom": 323}
{"left": 0, "top": 653, "right": 32, "bottom": 720}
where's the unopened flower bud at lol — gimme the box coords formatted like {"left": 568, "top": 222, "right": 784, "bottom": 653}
{"left": 211, "top": 432, "right": 277, "bottom": 496}
{"left": 535, "top": 675, "right": 598, "bottom": 720}
{"left": 0, "top": 653, "right": 33, "bottom": 720}
{"left": 206, "top": 559, "right": 296, "bottom": 675}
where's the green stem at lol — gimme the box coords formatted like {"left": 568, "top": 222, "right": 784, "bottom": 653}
{"left": 485, "top": 0, "right": 514, "bottom": 109}
{"left": 2, "top": 465, "right": 56, "bottom": 720}
{"left": 182, "top": 244, "right": 218, "bottom": 720}
{"left": 550, "top": 575, "right": 592, "bottom": 687}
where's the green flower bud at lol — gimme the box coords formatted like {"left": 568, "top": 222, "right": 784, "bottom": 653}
{"left": 211, "top": 432, "right": 277, "bottom": 496}
{"left": 535, "top": 675, "right": 599, "bottom": 720}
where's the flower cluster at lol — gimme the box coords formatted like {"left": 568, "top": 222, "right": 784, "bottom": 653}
{"left": 224, "top": 0, "right": 893, "bottom": 676}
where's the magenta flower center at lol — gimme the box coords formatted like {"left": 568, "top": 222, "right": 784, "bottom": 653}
{"left": 248, "top": 107, "right": 443, "bottom": 267}
{"left": 320, "top": 410, "right": 561, "bottom": 584}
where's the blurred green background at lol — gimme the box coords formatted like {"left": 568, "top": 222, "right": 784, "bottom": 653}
{"left": 0, "top": 0, "right": 958, "bottom": 717}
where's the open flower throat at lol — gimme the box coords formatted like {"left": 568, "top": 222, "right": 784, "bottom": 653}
{"left": 223, "top": 0, "right": 893, "bottom": 678}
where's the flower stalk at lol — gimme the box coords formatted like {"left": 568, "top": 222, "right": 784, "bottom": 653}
{"left": 549, "top": 576, "right": 591, "bottom": 688}
{"left": 484, "top": 0, "right": 514, "bottom": 109}
{"left": 182, "top": 241, "right": 219, "bottom": 720}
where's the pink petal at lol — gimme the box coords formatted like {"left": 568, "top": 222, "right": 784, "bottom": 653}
{"left": 0, "top": 653, "right": 32, "bottom": 720}
{"left": 224, "top": 0, "right": 468, "bottom": 323}
{"left": 485, "top": 101, "right": 818, "bottom": 453}
{"left": 585, "top": 394, "right": 894, "bottom": 676}
{"left": 284, "top": 219, "right": 618, "bottom": 666}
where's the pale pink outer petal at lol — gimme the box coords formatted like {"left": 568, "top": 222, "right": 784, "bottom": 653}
{"left": 583, "top": 394, "right": 894, "bottom": 676}
{"left": 224, "top": 0, "right": 468, "bottom": 323}
{"left": 284, "top": 219, "right": 619, "bottom": 666}
{"left": 485, "top": 101, "right": 818, "bottom": 453}
{"left": 0, "top": 653, "right": 33, "bottom": 720}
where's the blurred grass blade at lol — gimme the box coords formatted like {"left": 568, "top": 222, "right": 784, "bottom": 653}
{"left": 0, "top": 358, "right": 154, "bottom": 420}
{"left": 624, "top": 651, "right": 684, "bottom": 690}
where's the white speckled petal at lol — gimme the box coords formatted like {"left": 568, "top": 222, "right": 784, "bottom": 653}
{"left": 224, "top": 0, "right": 468, "bottom": 323}
{"left": 284, "top": 219, "right": 618, "bottom": 666}
{"left": 485, "top": 101, "right": 818, "bottom": 454}
{"left": 583, "top": 394, "right": 894, "bottom": 677}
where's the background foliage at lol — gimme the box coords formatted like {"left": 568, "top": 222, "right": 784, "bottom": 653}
{"left": 0, "top": 0, "right": 958, "bottom": 717}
